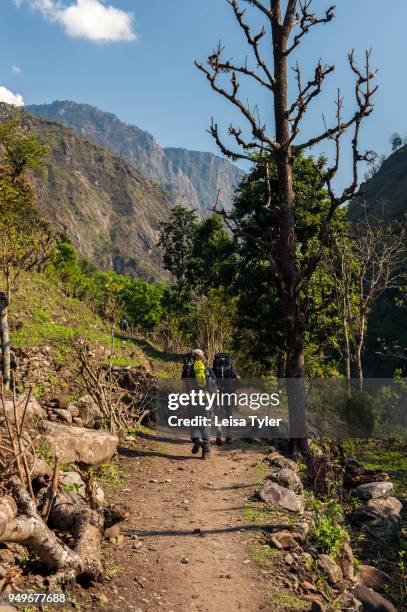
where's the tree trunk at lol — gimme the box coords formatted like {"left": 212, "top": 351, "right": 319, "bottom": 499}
{"left": 0, "top": 291, "right": 11, "bottom": 390}
{"left": 355, "top": 313, "right": 366, "bottom": 392}
{"left": 343, "top": 311, "right": 351, "bottom": 398}
{"left": 272, "top": 17, "right": 307, "bottom": 451}
{"left": 0, "top": 477, "right": 104, "bottom": 586}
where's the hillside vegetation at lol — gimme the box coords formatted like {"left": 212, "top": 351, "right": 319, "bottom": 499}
{"left": 27, "top": 100, "right": 245, "bottom": 213}
{"left": 7, "top": 106, "right": 171, "bottom": 280}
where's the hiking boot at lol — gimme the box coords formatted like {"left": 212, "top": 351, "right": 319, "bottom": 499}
{"left": 202, "top": 450, "right": 211, "bottom": 460}
{"left": 215, "top": 436, "right": 223, "bottom": 447}
{"left": 225, "top": 438, "right": 233, "bottom": 445}
{"left": 192, "top": 440, "right": 202, "bottom": 455}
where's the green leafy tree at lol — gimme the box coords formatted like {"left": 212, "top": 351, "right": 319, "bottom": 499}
{"left": 231, "top": 156, "right": 345, "bottom": 376}
{"left": 0, "top": 115, "right": 53, "bottom": 388}
{"left": 187, "top": 215, "right": 236, "bottom": 293}
{"left": 158, "top": 205, "right": 198, "bottom": 295}
{"left": 121, "top": 279, "right": 164, "bottom": 331}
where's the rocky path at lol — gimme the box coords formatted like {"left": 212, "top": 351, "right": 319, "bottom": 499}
{"left": 75, "top": 433, "right": 273, "bottom": 611}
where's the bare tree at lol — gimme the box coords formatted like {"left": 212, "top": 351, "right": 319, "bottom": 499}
{"left": 331, "top": 219, "right": 406, "bottom": 390}
{"left": 195, "top": 0, "right": 378, "bottom": 449}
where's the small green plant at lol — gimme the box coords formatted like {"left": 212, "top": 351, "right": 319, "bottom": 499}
{"left": 310, "top": 500, "right": 348, "bottom": 557}
{"left": 265, "top": 589, "right": 307, "bottom": 610}
{"left": 63, "top": 483, "right": 81, "bottom": 492}
{"left": 35, "top": 441, "right": 54, "bottom": 467}
{"left": 249, "top": 543, "right": 283, "bottom": 569}
{"left": 104, "top": 562, "right": 122, "bottom": 581}
{"left": 60, "top": 461, "right": 75, "bottom": 472}
{"left": 243, "top": 505, "right": 274, "bottom": 523}
{"left": 94, "top": 463, "right": 122, "bottom": 488}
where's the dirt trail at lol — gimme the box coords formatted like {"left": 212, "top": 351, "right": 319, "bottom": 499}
{"left": 79, "top": 433, "right": 273, "bottom": 611}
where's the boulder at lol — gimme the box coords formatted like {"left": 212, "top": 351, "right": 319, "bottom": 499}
{"left": 268, "top": 467, "right": 303, "bottom": 494}
{"left": 264, "top": 452, "right": 299, "bottom": 473}
{"left": 365, "top": 517, "right": 399, "bottom": 540}
{"left": 43, "top": 422, "right": 118, "bottom": 468}
{"left": 353, "top": 498, "right": 402, "bottom": 533}
{"left": 356, "top": 565, "right": 391, "bottom": 592}
{"left": 301, "top": 581, "right": 317, "bottom": 592}
{"left": 0, "top": 396, "right": 45, "bottom": 423}
{"left": 0, "top": 548, "right": 14, "bottom": 566}
{"left": 60, "top": 471, "right": 86, "bottom": 496}
{"left": 52, "top": 409, "right": 72, "bottom": 424}
{"left": 353, "top": 584, "right": 397, "bottom": 612}
{"left": 318, "top": 554, "right": 343, "bottom": 585}
{"left": 256, "top": 482, "right": 303, "bottom": 513}
{"left": 269, "top": 530, "right": 300, "bottom": 550}
{"left": 339, "top": 541, "right": 355, "bottom": 581}
{"left": 303, "top": 595, "right": 326, "bottom": 611}
{"left": 365, "top": 497, "right": 402, "bottom": 519}
{"left": 67, "top": 404, "right": 80, "bottom": 417}
{"left": 351, "top": 482, "right": 394, "bottom": 501}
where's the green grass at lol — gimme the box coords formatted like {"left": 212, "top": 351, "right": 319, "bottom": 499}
{"left": 248, "top": 543, "right": 284, "bottom": 569}
{"left": 345, "top": 439, "right": 407, "bottom": 498}
{"left": 94, "top": 463, "right": 122, "bottom": 488}
{"left": 9, "top": 271, "right": 177, "bottom": 383}
{"left": 243, "top": 505, "right": 275, "bottom": 523}
{"left": 264, "top": 589, "right": 308, "bottom": 610}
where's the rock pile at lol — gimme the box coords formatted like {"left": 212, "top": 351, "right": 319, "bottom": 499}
{"left": 12, "top": 346, "right": 72, "bottom": 394}
{"left": 41, "top": 394, "right": 103, "bottom": 429}
{"left": 253, "top": 450, "right": 400, "bottom": 611}
{"left": 345, "top": 459, "right": 403, "bottom": 541}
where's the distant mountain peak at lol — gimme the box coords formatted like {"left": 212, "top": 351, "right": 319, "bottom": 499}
{"left": 27, "top": 100, "right": 245, "bottom": 213}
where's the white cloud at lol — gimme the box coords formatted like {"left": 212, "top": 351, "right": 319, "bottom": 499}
{"left": 17, "top": 0, "right": 137, "bottom": 42}
{"left": 59, "top": 0, "right": 136, "bottom": 41}
{"left": 0, "top": 86, "right": 24, "bottom": 106}
{"left": 12, "top": 65, "right": 22, "bottom": 74}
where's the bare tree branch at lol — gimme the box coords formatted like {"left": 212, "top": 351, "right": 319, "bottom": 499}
{"left": 228, "top": 0, "right": 275, "bottom": 87}
{"left": 286, "top": 1, "right": 335, "bottom": 55}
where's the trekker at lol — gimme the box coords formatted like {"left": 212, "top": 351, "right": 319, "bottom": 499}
{"left": 213, "top": 353, "right": 240, "bottom": 446}
{"left": 184, "top": 349, "right": 216, "bottom": 460}
{"left": 120, "top": 318, "right": 129, "bottom": 333}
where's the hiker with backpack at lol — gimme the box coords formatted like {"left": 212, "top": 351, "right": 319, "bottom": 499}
{"left": 181, "top": 349, "right": 216, "bottom": 460}
{"left": 120, "top": 318, "right": 129, "bottom": 333}
{"left": 213, "top": 352, "right": 240, "bottom": 446}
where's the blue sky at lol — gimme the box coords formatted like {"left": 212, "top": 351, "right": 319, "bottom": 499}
{"left": 0, "top": 0, "right": 406, "bottom": 187}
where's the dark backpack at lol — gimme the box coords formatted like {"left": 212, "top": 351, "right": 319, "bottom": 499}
{"left": 213, "top": 353, "right": 234, "bottom": 379}
{"left": 181, "top": 355, "right": 194, "bottom": 379}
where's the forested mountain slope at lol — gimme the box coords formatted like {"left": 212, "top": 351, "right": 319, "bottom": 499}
{"left": 350, "top": 145, "right": 407, "bottom": 222}
{"left": 27, "top": 100, "right": 245, "bottom": 214}
{"left": 10, "top": 107, "right": 171, "bottom": 280}
{"left": 349, "top": 145, "right": 407, "bottom": 376}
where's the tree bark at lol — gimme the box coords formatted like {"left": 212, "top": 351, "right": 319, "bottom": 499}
{"left": 355, "top": 312, "right": 366, "bottom": 391}
{"left": 0, "top": 292, "right": 11, "bottom": 390}
{"left": 272, "top": 11, "right": 307, "bottom": 449}
{"left": 0, "top": 477, "right": 103, "bottom": 585}
{"left": 0, "top": 496, "right": 17, "bottom": 536}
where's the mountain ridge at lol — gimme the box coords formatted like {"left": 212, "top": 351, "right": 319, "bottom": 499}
{"left": 3, "top": 106, "right": 172, "bottom": 280}
{"left": 27, "top": 100, "right": 245, "bottom": 214}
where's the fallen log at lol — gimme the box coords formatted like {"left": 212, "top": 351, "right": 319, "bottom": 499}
{"left": 49, "top": 495, "right": 103, "bottom": 581}
{"left": 0, "top": 478, "right": 103, "bottom": 585}
{"left": 0, "top": 496, "right": 17, "bottom": 536}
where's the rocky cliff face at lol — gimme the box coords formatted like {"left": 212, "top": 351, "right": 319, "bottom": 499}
{"left": 19, "top": 110, "right": 170, "bottom": 280}
{"left": 27, "top": 100, "right": 245, "bottom": 213}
